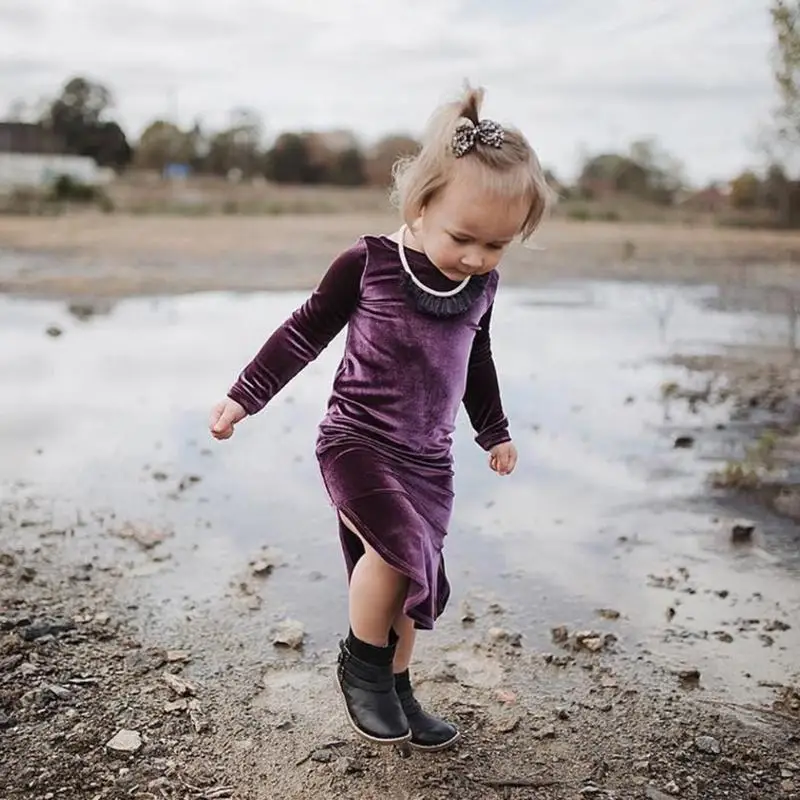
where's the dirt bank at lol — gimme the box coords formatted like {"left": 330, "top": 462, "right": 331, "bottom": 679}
{"left": 4, "top": 214, "right": 800, "bottom": 298}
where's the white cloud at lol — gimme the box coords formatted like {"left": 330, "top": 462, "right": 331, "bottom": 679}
{"left": 0, "top": 0, "right": 779, "bottom": 182}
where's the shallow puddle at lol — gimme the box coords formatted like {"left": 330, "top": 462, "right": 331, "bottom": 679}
{"left": 2, "top": 281, "right": 798, "bottom": 704}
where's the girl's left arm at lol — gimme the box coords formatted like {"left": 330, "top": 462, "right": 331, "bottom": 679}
{"left": 462, "top": 303, "right": 511, "bottom": 450}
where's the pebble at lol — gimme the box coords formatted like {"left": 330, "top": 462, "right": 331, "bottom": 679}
{"left": 695, "top": 735, "right": 721, "bottom": 755}
{"left": 162, "top": 673, "right": 198, "bottom": 697}
{"left": 646, "top": 788, "right": 675, "bottom": 800}
{"left": 531, "top": 724, "right": 556, "bottom": 740}
{"left": 488, "top": 627, "right": 522, "bottom": 647}
{"left": 273, "top": 619, "right": 306, "bottom": 650}
{"left": 20, "top": 617, "right": 75, "bottom": 641}
{"left": 106, "top": 729, "right": 142, "bottom": 754}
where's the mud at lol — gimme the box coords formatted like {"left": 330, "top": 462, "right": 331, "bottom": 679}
{"left": 2, "top": 225, "right": 800, "bottom": 798}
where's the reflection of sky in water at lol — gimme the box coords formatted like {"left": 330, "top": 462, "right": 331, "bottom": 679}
{"left": 1, "top": 283, "right": 798, "bottom": 700}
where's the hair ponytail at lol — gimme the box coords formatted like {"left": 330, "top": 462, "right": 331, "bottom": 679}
{"left": 391, "top": 82, "right": 553, "bottom": 240}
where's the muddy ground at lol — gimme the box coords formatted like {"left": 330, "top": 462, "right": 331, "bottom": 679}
{"left": 2, "top": 214, "right": 800, "bottom": 799}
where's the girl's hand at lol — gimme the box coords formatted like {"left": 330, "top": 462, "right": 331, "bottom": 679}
{"left": 489, "top": 441, "right": 517, "bottom": 476}
{"left": 209, "top": 398, "right": 247, "bottom": 440}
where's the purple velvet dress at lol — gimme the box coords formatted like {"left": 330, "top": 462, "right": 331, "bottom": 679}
{"left": 228, "top": 235, "right": 510, "bottom": 629}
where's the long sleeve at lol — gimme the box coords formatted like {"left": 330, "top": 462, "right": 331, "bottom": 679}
{"left": 228, "top": 241, "right": 366, "bottom": 415}
{"left": 462, "top": 303, "right": 511, "bottom": 450}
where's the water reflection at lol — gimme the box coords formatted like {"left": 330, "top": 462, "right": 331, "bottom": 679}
{"left": 0, "top": 282, "right": 797, "bottom": 701}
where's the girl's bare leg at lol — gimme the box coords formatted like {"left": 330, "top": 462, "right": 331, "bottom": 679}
{"left": 341, "top": 513, "right": 408, "bottom": 647}
{"left": 392, "top": 613, "right": 417, "bottom": 673}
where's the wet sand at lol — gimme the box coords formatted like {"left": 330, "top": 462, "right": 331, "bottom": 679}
{"left": 2, "top": 217, "right": 800, "bottom": 799}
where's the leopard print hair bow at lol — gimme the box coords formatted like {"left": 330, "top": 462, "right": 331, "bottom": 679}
{"left": 451, "top": 118, "right": 505, "bottom": 158}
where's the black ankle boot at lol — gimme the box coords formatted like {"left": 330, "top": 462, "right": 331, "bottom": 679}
{"left": 336, "top": 632, "right": 410, "bottom": 745}
{"left": 394, "top": 670, "right": 460, "bottom": 751}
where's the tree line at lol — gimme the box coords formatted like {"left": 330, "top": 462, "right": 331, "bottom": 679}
{"left": 5, "top": 3, "right": 800, "bottom": 223}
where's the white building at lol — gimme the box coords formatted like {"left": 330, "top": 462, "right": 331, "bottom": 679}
{"left": 0, "top": 122, "right": 110, "bottom": 191}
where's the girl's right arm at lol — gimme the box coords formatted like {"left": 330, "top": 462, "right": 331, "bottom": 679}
{"left": 210, "top": 240, "right": 366, "bottom": 439}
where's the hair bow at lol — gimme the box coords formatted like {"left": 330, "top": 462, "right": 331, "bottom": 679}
{"left": 451, "top": 118, "right": 505, "bottom": 158}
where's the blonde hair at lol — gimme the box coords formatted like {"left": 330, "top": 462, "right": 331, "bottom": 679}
{"left": 391, "top": 84, "right": 553, "bottom": 241}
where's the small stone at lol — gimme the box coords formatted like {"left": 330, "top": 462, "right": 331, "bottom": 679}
{"left": 163, "top": 699, "right": 188, "bottom": 714}
{"left": 311, "top": 750, "right": 333, "bottom": 763}
{"left": 674, "top": 435, "right": 695, "bottom": 449}
{"left": 487, "top": 602, "right": 505, "bottom": 615}
{"left": 695, "top": 735, "right": 721, "bottom": 755}
{"left": 488, "top": 627, "right": 522, "bottom": 647}
{"left": 46, "top": 684, "right": 71, "bottom": 700}
{"left": 646, "top": 788, "right": 675, "bottom": 800}
{"left": 575, "top": 631, "right": 617, "bottom": 652}
{"left": 166, "top": 650, "right": 191, "bottom": 663}
{"left": 493, "top": 712, "right": 521, "bottom": 734}
{"left": 20, "top": 617, "right": 75, "bottom": 641}
{"left": 674, "top": 667, "right": 701, "bottom": 685}
{"left": 106, "top": 729, "right": 142, "bottom": 754}
{"left": 555, "top": 706, "right": 570, "bottom": 720}
{"left": 273, "top": 620, "right": 305, "bottom": 650}
{"left": 460, "top": 600, "right": 476, "bottom": 624}
{"left": 46, "top": 326, "right": 63, "bottom": 338}
{"left": 663, "top": 780, "right": 680, "bottom": 795}
{"left": 532, "top": 724, "right": 556, "bottom": 740}
{"left": 188, "top": 699, "right": 209, "bottom": 733}
{"left": 596, "top": 608, "right": 621, "bottom": 620}
{"left": 162, "top": 673, "right": 198, "bottom": 697}
{"left": 731, "top": 521, "right": 755, "bottom": 544}
{"left": 335, "top": 756, "right": 363, "bottom": 775}
{"left": 764, "top": 620, "right": 791, "bottom": 632}
{"left": 551, "top": 625, "right": 570, "bottom": 644}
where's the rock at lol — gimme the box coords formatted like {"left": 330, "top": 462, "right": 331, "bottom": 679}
{"left": 166, "top": 650, "right": 191, "bottom": 663}
{"left": 188, "top": 699, "right": 209, "bottom": 733}
{"left": 663, "top": 780, "right": 680, "bottom": 795}
{"left": 731, "top": 521, "right": 755, "bottom": 544}
{"left": 20, "top": 617, "right": 75, "bottom": 641}
{"left": 162, "top": 673, "right": 198, "bottom": 697}
{"left": 115, "top": 522, "right": 171, "bottom": 550}
{"left": 646, "top": 788, "right": 675, "bottom": 800}
{"left": 46, "top": 326, "right": 63, "bottom": 338}
{"left": 695, "top": 735, "right": 721, "bottom": 755}
{"left": 335, "top": 756, "right": 363, "bottom": 775}
{"left": 532, "top": 724, "right": 556, "bottom": 740}
{"left": 106, "top": 729, "right": 142, "bottom": 754}
{"left": 311, "top": 749, "right": 333, "bottom": 763}
{"left": 460, "top": 600, "right": 476, "bottom": 624}
{"left": 674, "top": 667, "right": 701, "bottom": 685}
{"left": 764, "top": 620, "right": 791, "bottom": 632}
{"left": 492, "top": 712, "right": 521, "bottom": 734}
{"left": 575, "top": 631, "right": 617, "bottom": 652}
{"left": 555, "top": 706, "right": 570, "bottom": 720}
{"left": 674, "top": 435, "right": 695, "bottom": 449}
{"left": 487, "top": 602, "right": 505, "bottom": 615}
{"left": 273, "top": 620, "right": 306, "bottom": 650}
{"left": 488, "top": 627, "right": 522, "bottom": 647}
{"left": 251, "top": 550, "right": 279, "bottom": 576}
{"left": 45, "top": 685, "right": 71, "bottom": 700}
{"left": 596, "top": 608, "right": 621, "bottom": 620}
{"left": 163, "top": 699, "right": 188, "bottom": 714}
{"left": 551, "top": 625, "right": 570, "bottom": 644}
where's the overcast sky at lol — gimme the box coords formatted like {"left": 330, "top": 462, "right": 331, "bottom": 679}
{"left": 0, "top": 0, "right": 778, "bottom": 183}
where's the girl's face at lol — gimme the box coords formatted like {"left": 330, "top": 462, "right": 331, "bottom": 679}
{"left": 412, "top": 162, "right": 528, "bottom": 282}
